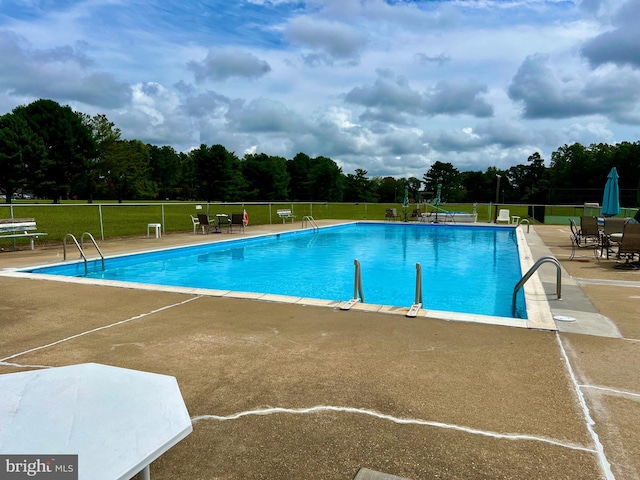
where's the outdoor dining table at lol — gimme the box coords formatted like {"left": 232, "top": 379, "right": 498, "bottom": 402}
{"left": 0, "top": 363, "right": 192, "bottom": 480}
{"left": 609, "top": 233, "right": 623, "bottom": 242}
{"left": 214, "top": 214, "right": 230, "bottom": 233}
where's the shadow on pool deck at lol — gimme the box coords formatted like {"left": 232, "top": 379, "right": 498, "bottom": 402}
{"left": 1, "top": 221, "right": 639, "bottom": 479}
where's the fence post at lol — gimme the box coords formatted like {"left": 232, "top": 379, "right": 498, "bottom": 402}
{"left": 161, "top": 203, "right": 165, "bottom": 235}
{"left": 99, "top": 204, "right": 104, "bottom": 240}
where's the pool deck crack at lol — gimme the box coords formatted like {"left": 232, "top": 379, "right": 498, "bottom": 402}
{"left": 192, "top": 405, "right": 597, "bottom": 454}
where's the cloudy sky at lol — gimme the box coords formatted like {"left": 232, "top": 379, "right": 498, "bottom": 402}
{"left": 1, "top": 0, "right": 639, "bottom": 178}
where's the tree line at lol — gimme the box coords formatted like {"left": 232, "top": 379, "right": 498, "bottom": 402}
{"left": 1, "top": 99, "right": 639, "bottom": 205}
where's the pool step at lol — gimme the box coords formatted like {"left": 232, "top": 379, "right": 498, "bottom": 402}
{"left": 340, "top": 298, "right": 360, "bottom": 310}
{"left": 406, "top": 303, "right": 422, "bottom": 318}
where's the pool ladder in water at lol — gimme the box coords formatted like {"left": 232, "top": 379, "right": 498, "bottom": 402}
{"left": 63, "top": 232, "right": 105, "bottom": 274}
{"left": 301, "top": 215, "right": 318, "bottom": 230}
{"left": 341, "top": 255, "right": 561, "bottom": 320}
{"left": 340, "top": 259, "right": 424, "bottom": 318}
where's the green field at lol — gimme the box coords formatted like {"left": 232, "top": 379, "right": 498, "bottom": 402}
{"left": 1, "top": 201, "right": 638, "bottom": 247}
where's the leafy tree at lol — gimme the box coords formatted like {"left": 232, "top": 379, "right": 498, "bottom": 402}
{"left": 308, "top": 156, "right": 343, "bottom": 201}
{"left": 611, "top": 141, "right": 640, "bottom": 192}
{"left": 241, "top": 153, "right": 289, "bottom": 201}
{"left": 176, "top": 151, "right": 197, "bottom": 200}
{"left": 148, "top": 145, "right": 183, "bottom": 200}
{"left": 79, "top": 113, "right": 121, "bottom": 202}
{"left": 98, "top": 140, "right": 157, "bottom": 202}
{"left": 406, "top": 177, "right": 422, "bottom": 203}
{"left": 343, "top": 168, "right": 374, "bottom": 202}
{"left": 550, "top": 143, "right": 594, "bottom": 188}
{"left": 521, "top": 152, "right": 548, "bottom": 199}
{"left": 287, "top": 153, "right": 313, "bottom": 201}
{"left": 423, "top": 161, "right": 462, "bottom": 203}
{"left": 0, "top": 113, "right": 47, "bottom": 203}
{"left": 461, "top": 171, "right": 489, "bottom": 202}
{"left": 375, "top": 176, "right": 400, "bottom": 203}
{"left": 191, "top": 144, "right": 244, "bottom": 202}
{"left": 13, "top": 99, "right": 96, "bottom": 202}
{"left": 502, "top": 164, "right": 527, "bottom": 201}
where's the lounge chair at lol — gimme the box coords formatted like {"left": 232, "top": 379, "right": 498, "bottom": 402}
{"left": 229, "top": 213, "right": 245, "bottom": 233}
{"left": 496, "top": 209, "right": 510, "bottom": 224}
{"left": 615, "top": 222, "right": 640, "bottom": 269}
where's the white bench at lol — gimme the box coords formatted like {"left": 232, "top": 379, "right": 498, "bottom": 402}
{"left": 277, "top": 209, "right": 296, "bottom": 223}
{"left": 0, "top": 218, "right": 47, "bottom": 250}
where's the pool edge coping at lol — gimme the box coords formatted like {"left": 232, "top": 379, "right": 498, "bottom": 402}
{"left": 1, "top": 221, "right": 555, "bottom": 331}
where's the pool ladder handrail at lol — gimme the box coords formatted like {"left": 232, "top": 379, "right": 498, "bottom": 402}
{"left": 63, "top": 232, "right": 105, "bottom": 274}
{"left": 407, "top": 263, "right": 423, "bottom": 318}
{"left": 512, "top": 255, "right": 561, "bottom": 317}
{"left": 301, "top": 215, "right": 318, "bottom": 230}
{"left": 340, "top": 259, "right": 364, "bottom": 310}
{"left": 81, "top": 232, "right": 105, "bottom": 271}
{"left": 518, "top": 218, "right": 531, "bottom": 233}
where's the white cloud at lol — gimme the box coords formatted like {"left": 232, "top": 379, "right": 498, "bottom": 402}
{"left": 0, "top": 0, "right": 639, "bottom": 177}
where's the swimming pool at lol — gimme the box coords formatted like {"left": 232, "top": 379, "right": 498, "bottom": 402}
{"left": 25, "top": 223, "right": 527, "bottom": 319}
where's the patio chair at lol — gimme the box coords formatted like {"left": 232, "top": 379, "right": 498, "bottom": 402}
{"left": 600, "top": 217, "right": 627, "bottom": 259}
{"left": 190, "top": 215, "right": 203, "bottom": 234}
{"left": 411, "top": 208, "right": 423, "bottom": 221}
{"left": 385, "top": 208, "right": 398, "bottom": 221}
{"left": 580, "top": 216, "right": 600, "bottom": 243}
{"left": 496, "top": 209, "right": 510, "bottom": 224}
{"left": 229, "top": 213, "right": 245, "bottom": 233}
{"left": 196, "top": 214, "right": 215, "bottom": 234}
{"left": 569, "top": 217, "right": 601, "bottom": 261}
{"left": 614, "top": 222, "right": 640, "bottom": 269}
{"left": 570, "top": 216, "right": 600, "bottom": 248}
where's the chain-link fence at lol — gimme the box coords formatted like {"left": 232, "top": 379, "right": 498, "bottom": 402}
{"left": 2, "top": 201, "right": 639, "bottom": 245}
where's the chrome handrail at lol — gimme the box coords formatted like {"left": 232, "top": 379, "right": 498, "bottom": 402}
{"left": 80, "top": 232, "right": 105, "bottom": 270}
{"left": 414, "top": 263, "right": 423, "bottom": 305}
{"left": 63, "top": 233, "right": 88, "bottom": 274}
{"left": 301, "top": 215, "right": 318, "bottom": 230}
{"left": 512, "top": 256, "right": 561, "bottom": 317}
{"left": 353, "top": 259, "right": 364, "bottom": 303}
{"left": 407, "top": 263, "right": 423, "bottom": 318}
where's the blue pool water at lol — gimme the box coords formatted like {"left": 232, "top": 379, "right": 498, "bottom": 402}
{"left": 27, "top": 223, "right": 526, "bottom": 319}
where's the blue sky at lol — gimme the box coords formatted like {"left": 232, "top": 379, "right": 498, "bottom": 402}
{"left": 1, "top": 0, "right": 639, "bottom": 178}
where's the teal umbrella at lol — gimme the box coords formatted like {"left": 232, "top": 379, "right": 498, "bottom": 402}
{"left": 433, "top": 184, "right": 442, "bottom": 207}
{"left": 601, "top": 167, "right": 620, "bottom": 217}
{"left": 402, "top": 185, "right": 409, "bottom": 208}
{"left": 433, "top": 184, "right": 442, "bottom": 222}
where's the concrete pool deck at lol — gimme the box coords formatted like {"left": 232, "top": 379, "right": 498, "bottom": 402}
{"left": 1, "top": 221, "right": 639, "bottom": 479}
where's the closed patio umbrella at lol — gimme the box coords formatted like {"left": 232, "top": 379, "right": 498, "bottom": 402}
{"left": 602, "top": 167, "right": 620, "bottom": 217}
{"left": 434, "top": 184, "right": 442, "bottom": 208}
{"left": 402, "top": 185, "right": 409, "bottom": 221}
{"left": 433, "top": 184, "right": 442, "bottom": 222}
